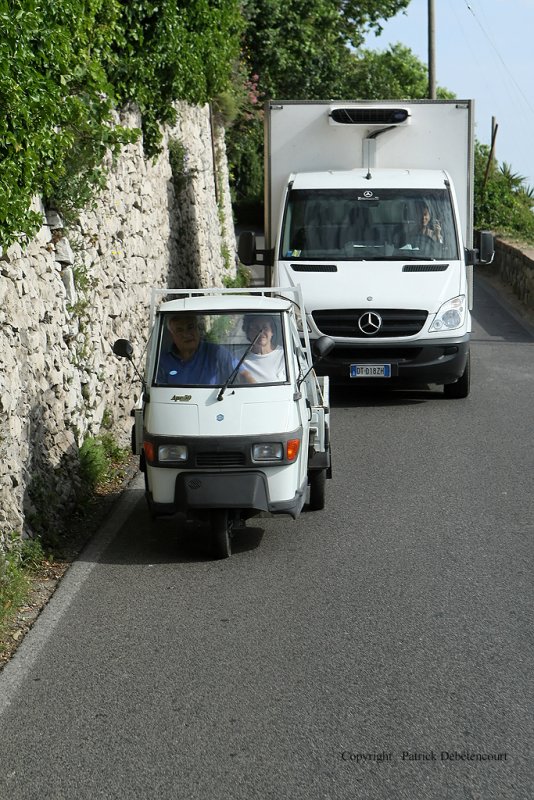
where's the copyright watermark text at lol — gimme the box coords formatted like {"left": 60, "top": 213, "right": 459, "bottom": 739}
{"left": 339, "top": 749, "right": 508, "bottom": 764}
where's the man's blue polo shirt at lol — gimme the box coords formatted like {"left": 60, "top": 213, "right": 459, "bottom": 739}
{"left": 156, "top": 340, "right": 238, "bottom": 386}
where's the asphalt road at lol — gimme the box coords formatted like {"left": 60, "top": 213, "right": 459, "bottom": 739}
{"left": 0, "top": 276, "right": 533, "bottom": 800}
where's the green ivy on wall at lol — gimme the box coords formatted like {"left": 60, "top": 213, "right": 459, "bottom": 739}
{"left": 0, "top": 0, "right": 243, "bottom": 249}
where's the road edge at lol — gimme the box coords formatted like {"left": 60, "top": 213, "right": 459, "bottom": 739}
{"left": 0, "top": 473, "right": 144, "bottom": 717}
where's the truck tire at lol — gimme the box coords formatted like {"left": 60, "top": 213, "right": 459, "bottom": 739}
{"left": 210, "top": 510, "right": 232, "bottom": 559}
{"left": 444, "top": 352, "right": 470, "bottom": 399}
{"left": 309, "top": 469, "right": 326, "bottom": 511}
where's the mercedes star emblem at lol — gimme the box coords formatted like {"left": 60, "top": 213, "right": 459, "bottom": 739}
{"left": 358, "top": 311, "right": 382, "bottom": 335}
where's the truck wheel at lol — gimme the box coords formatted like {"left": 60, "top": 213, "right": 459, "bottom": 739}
{"left": 444, "top": 352, "right": 470, "bottom": 399}
{"left": 210, "top": 510, "right": 232, "bottom": 559}
{"left": 309, "top": 470, "right": 326, "bottom": 511}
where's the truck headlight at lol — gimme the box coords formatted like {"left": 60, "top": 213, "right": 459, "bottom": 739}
{"left": 158, "top": 444, "right": 188, "bottom": 462}
{"left": 429, "top": 296, "right": 466, "bottom": 332}
{"left": 252, "top": 443, "right": 284, "bottom": 462}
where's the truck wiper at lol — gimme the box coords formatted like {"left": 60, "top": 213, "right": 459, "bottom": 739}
{"left": 400, "top": 255, "right": 436, "bottom": 261}
{"left": 347, "top": 256, "right": 433, "bottom": 262}
{"left": 217, "top": 332, "right": 261, "bottom": 401}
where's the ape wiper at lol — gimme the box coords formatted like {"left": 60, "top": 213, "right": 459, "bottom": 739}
{"left": 217, "top": 332, "right": 261, "bottom": 401}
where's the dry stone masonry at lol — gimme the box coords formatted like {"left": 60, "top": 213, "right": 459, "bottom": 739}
{"left": 492, "top": 238, "right": 534, "bottom": 311}
{"left": 0, "top": 103, "right": 237, "bottom": 545}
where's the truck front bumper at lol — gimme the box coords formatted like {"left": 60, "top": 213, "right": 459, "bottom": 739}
{"left": 314, "top": 334, "right": 470, "bottom": 386}
{"left": 148, "top": 470, "right": 307, "bottom": 520}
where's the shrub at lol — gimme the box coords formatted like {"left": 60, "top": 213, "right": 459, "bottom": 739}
{"left": 474, "top": 143, "right": 534, "bottom": 243}
{"left": 0, "top": 535, "right": 44, "bottom": 631}
{"left": 79, "top": 432, "right": 129, "bottom": 492}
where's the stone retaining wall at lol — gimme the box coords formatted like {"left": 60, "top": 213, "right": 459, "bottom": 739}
{"left": 0, "top": 103, "right": 236, "bottom": 545}
{"left": 493, "top": 238, "right": 534, "bottom": 312}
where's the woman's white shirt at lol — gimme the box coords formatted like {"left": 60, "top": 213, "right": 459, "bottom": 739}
{"left": 244, "top": 346, "right": 286, "bottom": 383}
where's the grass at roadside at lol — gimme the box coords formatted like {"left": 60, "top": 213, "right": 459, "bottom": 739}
{"left": 0, "top": 536, "right": 46, "bottom": 636}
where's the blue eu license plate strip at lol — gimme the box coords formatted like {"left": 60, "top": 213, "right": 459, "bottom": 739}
{"left": 350, "top": 364, "right": 391, "bottom": 378}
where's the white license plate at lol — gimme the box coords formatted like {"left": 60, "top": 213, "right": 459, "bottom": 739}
{"left": 350, "top": 364, "right": 391, "bottom": 378}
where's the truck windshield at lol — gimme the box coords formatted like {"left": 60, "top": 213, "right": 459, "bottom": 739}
{"left": 281, "top": 188, "right": 460, "bottom": 261}
{"left": 154, "top": 311, "right": 288, "bottom": 387}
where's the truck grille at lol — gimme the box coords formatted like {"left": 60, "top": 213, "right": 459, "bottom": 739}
{"left": 195, "top": 452, "right": 246, "bottom": 468}
{"left": 312, "top": 309, "right": 428, "bottom": 338}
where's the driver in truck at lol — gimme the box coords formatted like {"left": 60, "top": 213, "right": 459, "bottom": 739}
{"left": 420, "top": 205, "right": 443, "bottom": 243}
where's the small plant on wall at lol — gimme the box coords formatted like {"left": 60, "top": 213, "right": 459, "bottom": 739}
{"left": 169, "top": 138, "right": 198, "bottom": 195}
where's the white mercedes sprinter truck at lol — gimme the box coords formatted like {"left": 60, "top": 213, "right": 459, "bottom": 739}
{"left": 113, "top": 287, "right": 333, "bottom": 558}
{"left": 238, "top": 100, "right": 494, "bottom": 398}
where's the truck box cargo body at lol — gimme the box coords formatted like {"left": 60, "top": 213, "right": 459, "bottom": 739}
{"left": 240, "top": 100, "right": 494, "bottom": 398}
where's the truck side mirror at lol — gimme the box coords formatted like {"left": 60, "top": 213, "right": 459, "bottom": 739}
{"left": 477, "top": 230, "right": 495, "bottom": 264}
{"left": 113, "top": 339, "right": 134, "bottom": 359}
{"left": 238, "top": 231, "right": 257, "bottom": 266}
{"left": 312, "top": 336, "right": 335, "bottom": 361}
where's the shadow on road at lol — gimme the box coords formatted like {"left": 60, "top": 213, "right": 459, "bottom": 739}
{"left": 329, "top": 384, "right": 444, "bottom": 408}
{"left": 472, "top": 275, "right": 534, "bottom": 343}
{"left": 86, "top": 495, "right": 266, "bottom": 566}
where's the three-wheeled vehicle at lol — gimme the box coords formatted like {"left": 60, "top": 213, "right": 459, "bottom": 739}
{"left": 113, "top": 286, "right": 334, "bottom": 558}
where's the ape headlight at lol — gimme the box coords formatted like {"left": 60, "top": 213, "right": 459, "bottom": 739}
{"left": 158, "top": 444, "right": 188, "bottom": 462}
{"left": 251, "top": 443, "right": 284, "bottom": 462}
